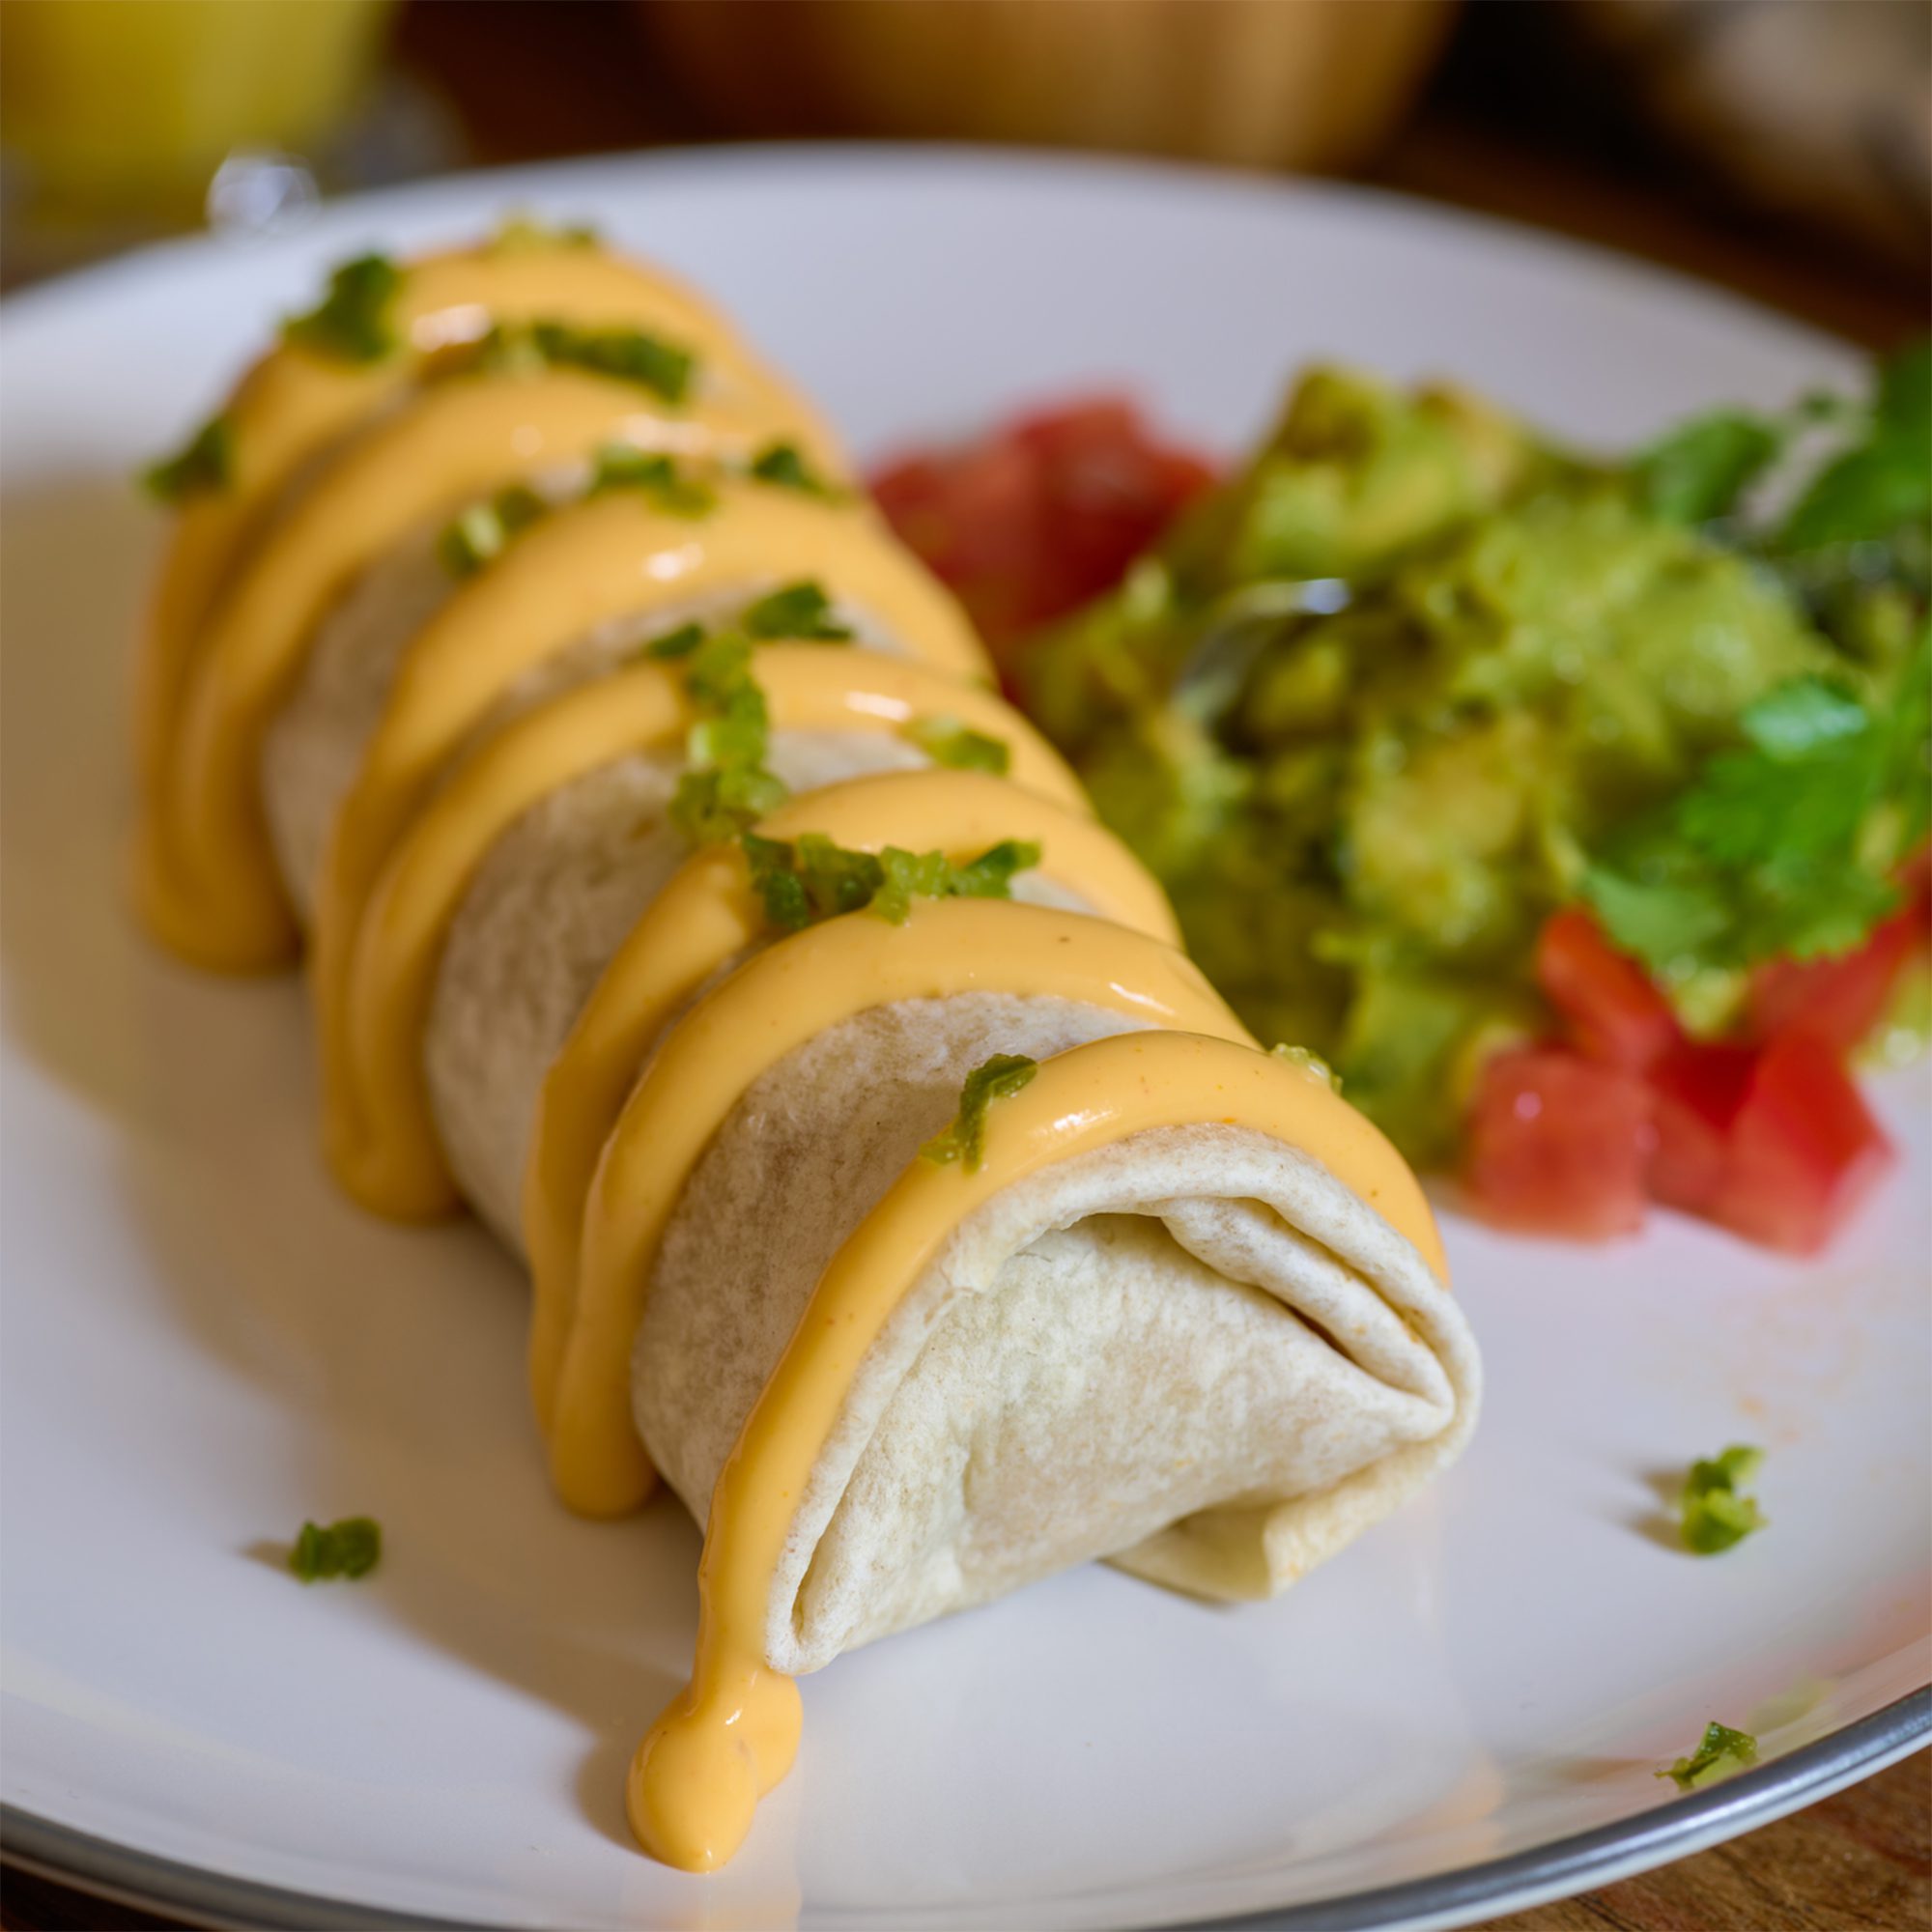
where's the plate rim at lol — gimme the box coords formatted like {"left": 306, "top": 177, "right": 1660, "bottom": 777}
{"left": 0, "top": 137, "right": 1857, "bottom": 369}
{"left": 4, "top": 1689, "right": 1925, "bottom": 1932}
{"left": 0, "top": 138, "right": 1917, "bottom": 1932}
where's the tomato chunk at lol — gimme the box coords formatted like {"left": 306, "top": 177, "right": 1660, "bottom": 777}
{"left": 1645, "top": 1039, "right": 1757, "bottom": 1216}
{"left": 1535, "top": 908, "right": 1681, "bottom": 1069}
{"left": 871, "top": 397, "right": 1215, "bottom": 665}
{"left": 1465, "top": 1047, "right": 1653, "bottom": 1240}
{"left": 1749, "top": 888, "right": 1931, "bottom": 1056}
{"left": 1705, "top": 1033, "right": 1895, "bottom": 1254}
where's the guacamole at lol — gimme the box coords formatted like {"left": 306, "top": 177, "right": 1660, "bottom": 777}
{"left": 1018, "top": 359, "right": 1931, "bottom": 1164}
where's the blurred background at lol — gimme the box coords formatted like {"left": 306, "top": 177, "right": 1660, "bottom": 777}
{"left": 0, "top": 0, "right": 1926, "bottom": 347}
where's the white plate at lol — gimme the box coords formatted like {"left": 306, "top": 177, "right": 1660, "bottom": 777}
{"left": 1, "top": 146, "right": 1926, "bottom": 1932}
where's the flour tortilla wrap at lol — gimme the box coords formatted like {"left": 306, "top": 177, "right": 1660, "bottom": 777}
{"left": 263, "top": 649, "right": 1476, "bottom": 1663}
{"left": 627, "top": 993, "right": 1478, "bottom": 1672}
{"left": 260, "top": 473, "right": 972, "bottom": 919}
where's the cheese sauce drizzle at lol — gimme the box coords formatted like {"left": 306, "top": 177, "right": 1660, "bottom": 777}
{"left": 310, "top": 477, "right": 991, "bottom": 1163}
{"left": 327, "top": 649, "right": 1079, "bottom": 1219}
{"left": 136, "top": 247, "right": 845, "bottom": 971}
{"left": 522, "top": 768, "right": 1182, "bottom": 1430}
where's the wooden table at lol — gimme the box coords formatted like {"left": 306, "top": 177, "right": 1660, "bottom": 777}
{"left": 2, "top": 3, "right": 1925, "bottom": 1926}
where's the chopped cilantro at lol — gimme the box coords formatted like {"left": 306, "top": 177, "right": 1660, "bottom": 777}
{"left": 1270, "top": 1042, "right": 1342, "bottom": 1092}
{"left": 739, "top": 831, "right": 1037, "bottom": 930}
{"left": 1583, "top": 627, "right": 1930, "bottom": 977}
{"left": 288, "top": 1515, "right": 382, "bottom": 1582}
{"left": 668, "top": 633, "right": 789, "bottom": 844}
{"left": 489, "top": 213, "right": 600, "bottom": 253}
{"left": 1779, "top": 339, "right": 1932, "bottom": 554}
{"left": 1657, "top": 1721, "right": 1759, "bottom": 1790}
{"left": 1678, "top": 1444, "right": 1766, "bottom": 1555}
{"left": 283, "top": 253, "right": 402, "bottom": 364}
{"left": 742, "top": 579, "right": 852, "bottom": 641}
{"left": 435, "top": 482, "right": 548, "bottom": 579}
{"left": 588, "top": 442, "right": 715, "bottom": 517}
{"left": 749, "top": 440, "right": 841, "bottom": 498}
{"left": 642, "top": 621, "right": 706, "bottom": 660}
{"left": 491, "top": 319, "right": 694, "bottom": 404}
{"left": 1637, "top": 412, "right": 1784, "bottom": 526}
{"left": 920, "top": 1053, "right": 1038, "bottom": 1173}
{"left": 141, "top": 412, "right": 232, "bottom": 503}
{"left": 906, "top": 716, "right": 1011, "bottom": 775}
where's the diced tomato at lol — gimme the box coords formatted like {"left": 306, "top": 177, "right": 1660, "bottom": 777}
{"left": 1748, "top": 882, "right": 1931, "bottom": 1056}
{"left": 871, "top": 397, "right": 1215, "bottom": 669}
{"left": 1535, "top": 908, "right": 1682, "bottom": 1069}
{"left": 1465, "top": 1046, "right": 1653, "bottom": 1240}
{"left": 1645, "top": 1039, "right": 1758, "bottom": 1215}
{"left": 1705, "top": 1033, "right": 1895, "bottom": 1254}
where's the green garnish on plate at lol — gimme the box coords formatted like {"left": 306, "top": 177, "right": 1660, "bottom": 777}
{"left": 921, "top": 1054, "right": 1039, "bottom": 1174}
{"left": 668, "top": 633, "right": 789, "bottom": 844}
{"left": 480, "top": 319, "right": 695, "bottom": 405}
{"left": 436, "top": 483, "right": 549, "bottom": 579}
{"left": 1270, "top": 1042, "right": 1342, "bottom": 1093}
{"left": 589, "top": 443, "right": 716, "bottom": 517}
{"left": 906, "top": 717, "right": 1011, "bottom": 775}
{"left": 1584, "top": 642, "right": 1929, "bottom": 982}
{"left": 288, "top": 1516, "right": 382, "bottom": 1583}
{"left": 741, "top": 830, "right": 1038, "bottom": 932}
{"left": 1657, "top": 1720, "right": 1759, "bottom": 1790}
{"left": 1677, "top": 1444, "right": 1766, "bottom": 1555}
{"left": 489, "top": 213, "right": 600, "bottom": 254}
{"left": 749, "top": 440, "right": 842, "bottom": 499}
{"left": 283, "top": 253, "right": 403, "bottom": 364}
{"left": 140, "top": 412, "right": 232, "bottom": 503}
{"left": 742, "top": 579, "right": 852, "bottom": 641}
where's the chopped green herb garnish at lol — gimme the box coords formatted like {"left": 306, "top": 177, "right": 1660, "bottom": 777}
{"left": 742, "top": 579, "right": 852, "bottom": 641}
{"left": 1584, "top": 625, "right": 1930, "bottom": 976}
{"left": 588, "top": 442, "right": 715, "bottom": 516}
{"left": 739, "top": 831, "right": 1037, "bottom": 931}
{"left": 1779, "top": 339, "right": 1932, "bottom": 553}
{"left": 489, "top": 213, "right": 600, "bottom": 253}
{"left": 140, "top": 412, "right": 232, "bottom": 503}
{"left": 921, "top": 1053, "right": 1039, "bottom": 1173}
{"left": 482, "top": 319, "right": 694, "bottom": 404}
{"left": 1637, "top": 412, "right": 1785, "bottom": 526}
{"left": 436, "top": 482, "right": 548, "bottom": 579}
{"left": 643, "top": 621, "right": 706, "bottom": 660}
{"left": 1270, "top": 1042, "right": 1342, "bottom": 1092}
{"left": 288, "top": 1515, "right": 382, "bottom": 1583}
{"left": 1658, "top": 1721, "right": 1759, "bottom": 1790}
{"left": 668, "top": 633, "right": 789, "bottom": 843}
{"left": 749, "top": 440, "right": 841, "bottom": 498}
{"left": 1678, "top": 1444, "right": 1766, "bottom": 1555}
{"left": 906, "top": 716, "right": 1011, "bottom": 774}
{"left": 283, "top": 252, "right": 403, "bottom": 364}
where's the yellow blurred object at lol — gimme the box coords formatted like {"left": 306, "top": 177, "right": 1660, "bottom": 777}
{"left": 641, "top": 0, "right": 1456, "bottom": 174}
{"left": 3, "top": 0, "right": 395, "bottom": 221}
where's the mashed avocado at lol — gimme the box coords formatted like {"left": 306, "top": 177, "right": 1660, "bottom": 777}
{"left": 1019, "top": 359, "right": 1930, "bottom": 1164}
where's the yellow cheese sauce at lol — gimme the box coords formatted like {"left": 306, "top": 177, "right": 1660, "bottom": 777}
{"left": 522, "top": 767, "right": 1182, "bottom": 1431}
{"left": 136, "top": 241, "right": 836, "bottom": 804}
{"left": 326, "top": 648, "right": 1086, "bottom": 1220}
{"left": 551, "top": 898, "right": 1253, "bottom": 1519}
{"left": 629, "top": 1027, "right": 1447, "bottom": 1871}
{"left": 139, "top": 370, "right": 845, "bottom": 971}
{"left": 310, "top": 479, "right": 991, "bottom": 1122}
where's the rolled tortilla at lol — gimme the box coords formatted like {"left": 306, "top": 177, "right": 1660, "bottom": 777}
{"left": 138, "top": 228, "right": 1482, "bottom": 1878}
{"left": 639, "top": 992, "right": 1478, "bottom": 1663}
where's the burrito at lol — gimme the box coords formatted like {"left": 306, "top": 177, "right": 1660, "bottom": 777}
{"left": 132, "top": 230, "right": 1482, "bottom": 1878}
